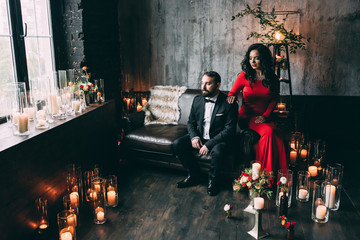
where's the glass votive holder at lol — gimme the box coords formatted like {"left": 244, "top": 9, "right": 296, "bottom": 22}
{"left": 35, "top": 197, "right": 49, "bottom": 230}
{"left": 57, "top": 210, "right": 77, "bottom": 240}
{"left": 63, "top": 195, "right": 79, "bottom": 219}
{"left": 296, "top": 171, "right": 310, "bottom": 202}
{"left": 276, "top": 169, "right": 293, "bottom": 208}
{"left": 105, "top": 175, "right": 118, "bottom": 207}
{"left": 312, "top": 181, "right": 329, "bottom": 223}
{"left": 98, "top": 78, "right": 105, "bottom": 103}
{"left": 83, "top": 171, "right": 93, "bottom": 203}
{"left": 47, "top": 90, "right": 60, "bottom": 118}
{"left": 325, "top": 163, "right": 344, "bottom": 211}
{"left": 91, "top": 177, "right": 106, "bottom": 224}
{"left": 34, "top": 106, "right": 49, "bottom": 129}
{"left": 12, "top": 111, "right": 30, "bottom": 136}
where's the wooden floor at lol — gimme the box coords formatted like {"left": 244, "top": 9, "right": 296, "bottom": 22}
{"left": 36, "top": 163, "right": 360, "bottom": 240}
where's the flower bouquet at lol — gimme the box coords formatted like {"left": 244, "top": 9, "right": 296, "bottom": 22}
{"left": 233, "top": 168, "right": 274, "bottom": 200}
{"left": 69, "top": 66, "right": 98, "bottom": 105}
{"left": 224, "top": 204, "right": 233, "bottom": 218}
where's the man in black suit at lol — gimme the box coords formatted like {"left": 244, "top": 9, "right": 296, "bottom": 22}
{"left": 173, "top": 71, "right": 238, "bottom": 196}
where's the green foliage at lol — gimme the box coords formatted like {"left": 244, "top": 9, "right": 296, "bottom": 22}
{"left": 232, "top": 1, "right": 310, "bottom": 54}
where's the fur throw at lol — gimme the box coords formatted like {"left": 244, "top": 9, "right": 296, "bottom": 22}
{"left": 143, "top": 85, "right": 187, "bottom": 125}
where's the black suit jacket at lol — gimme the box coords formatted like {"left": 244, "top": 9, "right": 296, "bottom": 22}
{"left": 187, "top": 91, "right": 238, "bottom": 150}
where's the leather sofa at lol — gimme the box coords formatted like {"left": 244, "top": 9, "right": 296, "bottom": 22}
{"left": 119, "top": 89, "right": 259, "bottom": 178}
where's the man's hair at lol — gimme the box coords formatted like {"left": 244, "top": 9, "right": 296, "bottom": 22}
{"left": 203, "top": 71, "right": 221, "bottom": 84}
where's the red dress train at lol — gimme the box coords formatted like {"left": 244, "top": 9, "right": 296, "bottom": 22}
{"left": 229, "top": 72, "right": 287, "bottom": 173}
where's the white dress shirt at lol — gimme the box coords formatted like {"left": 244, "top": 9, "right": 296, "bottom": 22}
{"left": 203, "top": 94, "right": 218, "bottom": 140}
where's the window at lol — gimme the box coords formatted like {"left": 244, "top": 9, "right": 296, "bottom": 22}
{"left": 0, "top": 0, "right": 56, "bottom": 121}
{"left": 0, "top": 0, "right": 55, "bottom": 88}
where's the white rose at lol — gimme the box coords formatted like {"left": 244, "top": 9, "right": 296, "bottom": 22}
{"left": 224, "top": 204, "right": 230, "bottom": 211}
{"left": 246, "top": 182, "right": 252, "bottom": 188}
{"left": 280, "top": 177, "right": 287, "bottom": 185}
{"left": 83, "top": 85, "right": 89, "bottom": 91}
{"left": 240, "top": 176, "right": 248, "bottom": 183}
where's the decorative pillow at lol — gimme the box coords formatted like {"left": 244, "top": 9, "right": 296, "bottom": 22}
{"left": 143, "top": 85, "right": 187, "bottom": 125}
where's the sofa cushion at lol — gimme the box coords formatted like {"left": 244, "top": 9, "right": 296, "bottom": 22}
{"left": 143, "top": 85, "right": 187, "bottom": 125}
{"left": 124, "top": 124, "right": 188, "bottom": 153}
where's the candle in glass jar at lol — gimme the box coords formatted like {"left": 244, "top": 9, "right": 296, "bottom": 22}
{"left": 24, "top": 107, "right": 35, "bottom": 119}
{"left": 12, "top": 112, "right": 20, "bottom": 124}
{"left": 49, "top": 93, "right": 58, "bottom": 114}
{"left": 18, "top": 113, "right": 29, "bottom": 133}
{"left": 72, "top": 100, "right": 80, "bottom": 112}
{"left": 136, "top": 103, "right": 142, "bottom": 112}
{"left": 67, "top": 213, "right": 77, "bottom": 227}
{"left": 254, "top": 197, "right": 264, "bottom": 210}
{"left": 36, "top": 110, "right": 46, "bottom": 120}
{"left": 277, "top": 103, "right": 286, "bottom": 111}
{"left": 308, "top": 166, "right": 317, "bottom": 177}
{"left": 290, "top": 141, "right": 295, "bottom": 150}
{"left": 300, "top": 149, "right": 307, "bottom": 158}
{"left": 60, "top": 231, "right": 72, "bottom": 240}
{"left": 70, "top": 192, "right": 78, "bottom": 206}
{"left": 95, "top": 207, "right": 105, "bottom": 221}
{"left": 298, "top": 189, "right": 308, "bottom": 199}
{"left": 290, "top": 151, "right": 297, "bottom": 164}
{"left": 126, "top": 98, "right": 130, "bottom": 110}
{"left": 39, "top": 219, "right": 48, "bottom": 229}
{"left": 107, "top": 190, "right": 116, "bottom": 206}
{"left": 142, "top": 98, "right": 148, "bottom": 106}
{"left": 316, "top": 205, "right": 327, "bottom": 219}
{"left": 325, "top": 185, "right": 336, "bottom": 209}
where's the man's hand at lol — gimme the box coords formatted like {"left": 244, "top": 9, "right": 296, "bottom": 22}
{"left": 199, "top": 145, "right": 209, "bottom": 155}
{"left": 191, "top": 138, "right": 203, "bottom": 149}
{"left": 255, "top": 116, "right": 267, "bottom": 124}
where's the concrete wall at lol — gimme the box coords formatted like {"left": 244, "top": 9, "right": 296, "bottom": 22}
{"left": 118, "top": 0, "right": 360, "bottom": 96}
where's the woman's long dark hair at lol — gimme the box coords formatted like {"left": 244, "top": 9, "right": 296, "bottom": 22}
{"left": 241, "top": 43, "right": 279, "bottom": 93}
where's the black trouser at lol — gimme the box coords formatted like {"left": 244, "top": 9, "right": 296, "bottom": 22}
{"left": 172, "top": 134, "right": 227, "bottom": 180}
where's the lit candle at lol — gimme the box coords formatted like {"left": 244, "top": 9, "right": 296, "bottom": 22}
{"left": 70, "top": 192, "right": 78, "bottom": 206}
{"left": 39, "top": 219, "right": 48, "bottom": 229}
{"left": 67, "top": 213, "right": 77, "bottom": 227}
{"left": 60, "top": 231, "right": 72, "bottom": 240}
{"left": 141, "top": 98, "right": 148, "bottom": 106}
{"left": 254, "top": 197, "right": 264, "bottom": 210}
{"left": 136, "top": 103, "right": 142, "bottom": 112}
{"left": 107, "top": 190, "right": 117, "bottom": 206}
{"left": 94, "top": 183, "right": 101, "bottom": 192}
{"left": 290, "top": 141, "right": 295, "bottom": 150}
{"left": 126, "top": 98, "right": 130, "bottom": 110}
{"left": 72, "top": 100, "right": 80, "bottom": 112}
{"left": 49, "top": 93, "right": 58, "bottom": 114}
{"left": 18, "top": 113, "right": 29, "bottom": 133}
{"left": 300, "top": 149, "right": 307, "bottom": 158}
{"left": 95, "top": 207, "right": 105, "bottom": 221}
{"left": 252, "top": 162, "right": 261, "bottom": 179}
{"left": 308, "top": 166, "right": 317, "bottom": 177}
{"left": 316, "top": 205, "right": 327, "bottom": 220}
{"left": 298, "top": 189, "right": 308, "bottom": 200}
{"left": 325, "top": 185, "right": 336, "bottom": 209}
{"left": 277, "top": 103, "right": 286, "bottom": 112}
{"left": 290, "top": 151, "right": 297, "bottom": 164}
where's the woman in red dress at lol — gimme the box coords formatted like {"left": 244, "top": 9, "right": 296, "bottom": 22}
{"left": 227, "top": 43, "right": 287, "bottom": 173}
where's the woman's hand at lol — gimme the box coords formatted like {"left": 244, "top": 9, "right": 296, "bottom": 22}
{"left": 227, "top": 95, "right": 237, "bottom": 104}
{"left": 255, "top": 116, "right": 267, "bottom": 124}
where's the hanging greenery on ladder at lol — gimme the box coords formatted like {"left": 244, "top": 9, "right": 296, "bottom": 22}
{"left": 232, "top": 1, "right": 311, "bottom": 54}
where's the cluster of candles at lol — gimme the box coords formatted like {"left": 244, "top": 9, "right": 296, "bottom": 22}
{"left": 35, "top": 164, "right": 119, "bottom": 239}
{"left": 122, "top": 92, "right": 149, "bottom": 113}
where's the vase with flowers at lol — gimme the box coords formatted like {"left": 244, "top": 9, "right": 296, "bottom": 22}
{"left": 73, "top": 66, "right": 98, "bottom": 106}
{"left": 233, "top": 167, "right": 274, "bottom": 212}
{"left": 280, "top": 215, "right": 296, "bottom": 239}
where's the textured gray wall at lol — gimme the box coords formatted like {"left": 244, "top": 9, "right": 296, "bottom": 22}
{"left": 118, "top": 0, "right": 360, "bottom": 96}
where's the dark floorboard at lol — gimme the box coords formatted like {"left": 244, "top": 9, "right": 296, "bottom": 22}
{"left": 38, "top": 163, "right": 360, "bottom": 240}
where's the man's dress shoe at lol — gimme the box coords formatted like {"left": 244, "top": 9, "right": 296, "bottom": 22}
{"left": 207, "top": 179, "right": 219, "bottom": 196}
{"left": 177, "top": 175, "right": 199, "bottom": 188}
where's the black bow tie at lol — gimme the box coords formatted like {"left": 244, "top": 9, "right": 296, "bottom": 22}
{"left": 205, "top": 98, "right": 215, "bottom": 103}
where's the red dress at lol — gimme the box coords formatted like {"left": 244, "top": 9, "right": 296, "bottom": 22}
{"left": 229, "top": 72, "right": 287, "bottom": 173}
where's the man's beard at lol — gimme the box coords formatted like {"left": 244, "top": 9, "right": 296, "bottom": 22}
{"left": 202, "top": 89, "right": 215, "bottom": 97}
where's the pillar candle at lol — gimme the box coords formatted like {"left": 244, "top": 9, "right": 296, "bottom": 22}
{"left": 94, "top": 183, "right": 101, "bottom": 192}
{"left": 67, "top": 213, "right": 77, "bottom": 227}
{"left": 70, "top": 192, "right": 78, "bottom": 206}
{"left": 298, "top": 189, "right": 308, "bottom": 199}
{"left": 316, "top": 205, "right": 327, "bottom": 220}
{"left": 60, "top": 231, "right": 72, "bottom": 240}
{"left": 72, "top": 100, "right": 80, "bottom": 112}
{"left": 308, "top": 166, "right": 317, "bottom": 177}
{"left": 95, "top": 207, "right": 105, "bottom": 221}
{"left": 126, "top": 98, "right": 130, "bottom": 110}
{"left": 300, "top": 149, "right": 307, "bottom": 158}
{"left": 290, "top": 141, "right": 295, "bottom": 150}
{"left": 254, "top": 197, "right": 264, "bottom": 210}
{"left": 252, "top": 162, "right": 261, "bottom": 179}
{"left": 290, "top": 151, "right": 297, "bottom": 164}
{"left": 107, "top": 190, "right": 117, "bottom": 206}
{"left": 18, "top": 113, "right": 29, "bottom": 133}
{"left": 325, "top": 185, "right": 336, "bottom": 209}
